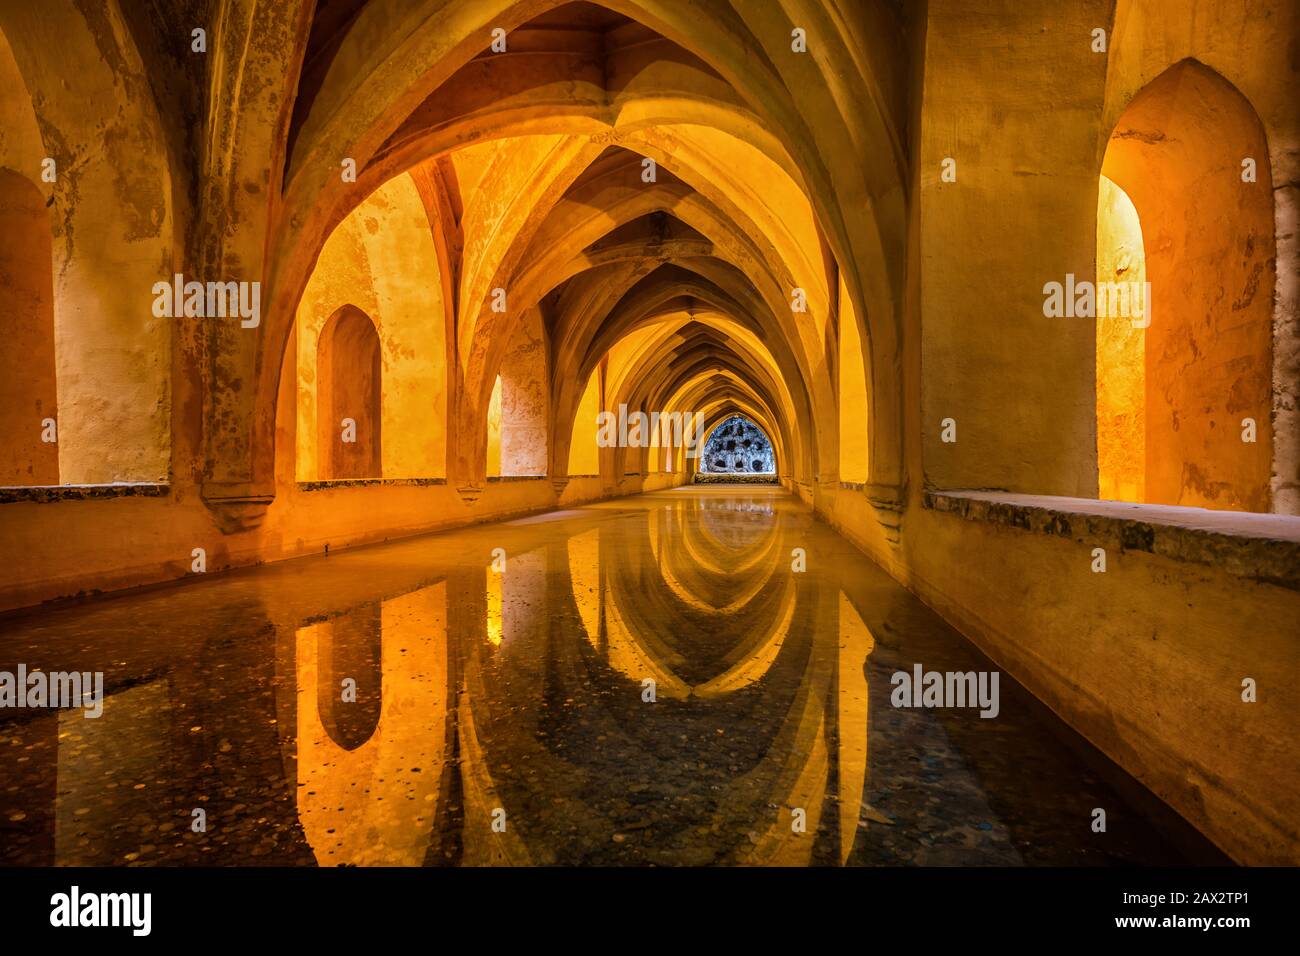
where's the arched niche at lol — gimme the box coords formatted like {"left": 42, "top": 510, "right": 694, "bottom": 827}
{"left": 317, "top": 305, "right": 383, "bottom": 480}
{"left": 0, "top": 168, "right": 58, "bottom": 485}
{"left": 1097, "top": 59, "right": 1275, "bottom": 512}
{"left": 293, "top": 172, "right": 448, "bottom": 483}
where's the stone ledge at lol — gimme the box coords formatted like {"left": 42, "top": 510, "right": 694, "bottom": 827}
{"left": 925, "top": 490, "right": 1300, "bottom": 591}
{"left": 485, "top": 475, "right": 548, "bottom": 482}
{"left": 296, "top": 478, "right": 447, "bottom": 491}
{"left": 0, "top": 483, "right": 169, "bottom": 504}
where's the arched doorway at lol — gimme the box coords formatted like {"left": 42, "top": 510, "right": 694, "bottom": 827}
{"left": 1096, "top": 59, "right": 1275, "bottom": 512}
{"left": 316, "top": 305, "right": 382, "bottom": 480}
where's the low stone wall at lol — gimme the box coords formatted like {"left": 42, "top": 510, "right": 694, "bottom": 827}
{"left": 818, "top": 483, "right": 1300, "bottom": 864}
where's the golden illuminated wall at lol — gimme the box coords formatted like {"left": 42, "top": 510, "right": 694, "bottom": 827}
{"left": 837, "top": 273, "right": 870, "bottom": 485}
{"left": 567, "top": 371, "right": 602, "bottom": 477}
{"left": 1095, "top": 175, "right": 1147, "bottom": 502}
{"left": 295, "top": 173, "right": 447, "bottom": 481}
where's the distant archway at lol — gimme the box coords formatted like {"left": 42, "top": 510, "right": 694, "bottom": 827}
{"left": 700, "top": 416, "right": 776, "bottom": 475}
{"left": 315, "top": 602, "right": 383, "bottom": 752}
{"left": 317, "top": 306, "right": 382, "bottom": 480}
{"left": 1097, "top": 59, "right": 1274, "bottom": 512}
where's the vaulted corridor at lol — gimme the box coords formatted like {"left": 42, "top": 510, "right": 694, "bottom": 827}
{"left": 1, "top": 0, "right": 1297, "bottom": 883}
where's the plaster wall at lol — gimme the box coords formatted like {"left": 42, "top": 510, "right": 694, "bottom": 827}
{"left": 499, "top": 307, "right": 549, "bottom": 477}
{"left": 295, "top": 173, "right": 447, "bottom": 482}
{"left": 918, "top": 0, "right": 1110, "bottom": 498}
{"left": 0, "top": 170, "right": 58, "bottom": 484}
{"left": 0, "top": 4, "right": 174, "bottom": 484}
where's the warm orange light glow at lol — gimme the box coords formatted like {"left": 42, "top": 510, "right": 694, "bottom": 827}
{"left": 1095, "top": 175, "right": 1146, "bottom": 503}
{"left": 486, "top": 374, "right": 503, "bottom": 478}
{"left": 486, "top": 568, "right": 503, "bottom": 647}
{"left": 838, "top": 273, "right": 870, "bottom": 485}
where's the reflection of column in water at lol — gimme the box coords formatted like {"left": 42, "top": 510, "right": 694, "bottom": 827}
{"left": 315, "top": 602, "right": 382, "bottom": 750}
{"left": 486, "top": 571, "right": 503, "bottom": 647}
{"left": 566, "top": 528, "right": 601, "bottom": 650}
{"left": 837, "top": 592, "right": 874, "bottom": 864}
{"left": 295, "top": 583, "right": 448, "bottom": 866}
{"left": 727, "top": 576, "right": 833, "bottom": 866}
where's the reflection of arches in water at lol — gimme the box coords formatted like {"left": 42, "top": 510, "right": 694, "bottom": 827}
{"left": 314, "top": 602, "right": 382, "bottom": 750}
{"left": 658, "top": 515, "right": 783, "bottom": 615}
{"left": 483, "top": 547, "right": 548, "bottom": 652}
{"left": 455, "top": 682, "right": 535, "bottom": 866}
{"left": 458, "top": 550, "right": 555, "bottom": 864}
{"left": 612, "top": 510, "right": 792, "bottom": 672}
{"left": 294, "top": 583, "right": 449, "bottom": 866}
{"left": 647, "top": 500, "right": 781, "bottom": 585}
{"left": 695, "top": 497, "right": 779, "bottom": 552}
{"left": 726, "top": 590, "right": 874, "bottom": 866}
{"left": 613, "top": 574, "right": 795, "bottom": 702}
{"left": 836, "top": 592, "right": 873, "bottom": 864}
{"left": 677, "top": 499, "right": 782, "bottom": 578}
{"left": 569, "top": 555, "right": 875, "bottom": 862}
{"left": 575, "top": 525, "right": 796, "bottom": 699}
{"left": 700, "top": 415, "right": 777, "bottom": 474}
{"left": 567, "top": 529, "right": 601, "bottom": 645}
{"left": 456, "top": 523, "right": 877, "bottom": 865}
{"left": 647, "top": 500, "right": 787, "bottom": 627}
